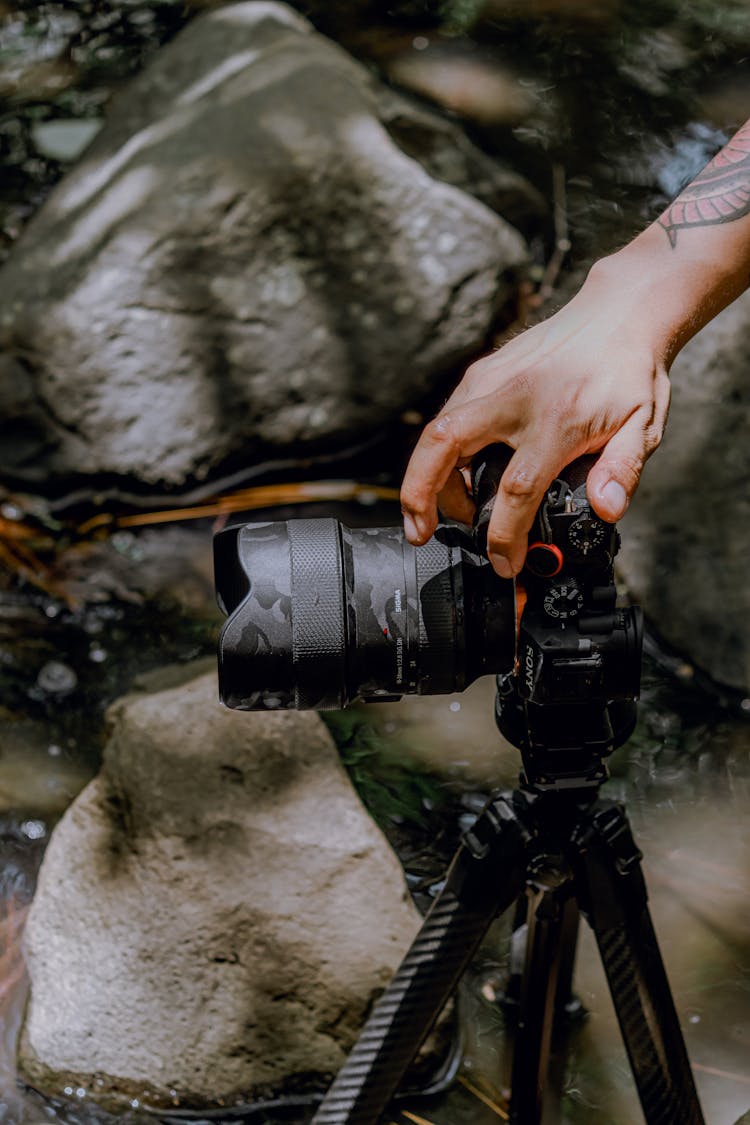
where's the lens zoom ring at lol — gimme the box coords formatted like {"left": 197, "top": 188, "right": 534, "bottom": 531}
{"left": 415, "top": 539, "right": 457, "bottom": 691}
{"left": 288, "top": 519, "right": 346, "bottom": 709}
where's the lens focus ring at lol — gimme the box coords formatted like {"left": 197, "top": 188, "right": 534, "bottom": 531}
{"left": 287, "top": 519, "right": 347, "bottom": 709}
{"left": 414, "top": 537, "right": 461, "bottom": 693}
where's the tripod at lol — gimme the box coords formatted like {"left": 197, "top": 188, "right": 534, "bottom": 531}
{"left": 310, "top": 698, "right": 706, "bottom": 1125}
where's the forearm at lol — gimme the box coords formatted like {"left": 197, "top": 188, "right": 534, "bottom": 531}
{"left": 592, "top": 118, "right": 750, "bottom": 367}
{"left": 401, "top": 118, "right": 750, "bottom": 575}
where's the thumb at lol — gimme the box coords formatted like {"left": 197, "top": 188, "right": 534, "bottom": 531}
{"left": 587, "top": 415, "right": 659, "bottom": 522}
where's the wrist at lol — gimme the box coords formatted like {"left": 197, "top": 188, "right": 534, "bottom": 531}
{"left": 588, "top": 225, "right": 745, "bottom": 368}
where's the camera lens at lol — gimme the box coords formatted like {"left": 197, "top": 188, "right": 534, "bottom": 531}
{"left": 214, "top": 518, "right": 514, "bottom": 710}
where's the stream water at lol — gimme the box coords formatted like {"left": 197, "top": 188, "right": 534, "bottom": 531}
{"left": 1, "top": 0, "right": 750, "bottom": 1123}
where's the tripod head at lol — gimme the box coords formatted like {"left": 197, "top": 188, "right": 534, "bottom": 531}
{"left": 471, "top": 447, "right": 643, "bottom": 794}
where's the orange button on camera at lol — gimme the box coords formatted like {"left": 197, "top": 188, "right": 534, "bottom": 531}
{"left": 525, "top": 542, "right": 564, "bottom": 578}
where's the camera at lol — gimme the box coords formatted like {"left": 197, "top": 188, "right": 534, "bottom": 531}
{"left": 214, "top": 446, "right": 642, "bottom": 785}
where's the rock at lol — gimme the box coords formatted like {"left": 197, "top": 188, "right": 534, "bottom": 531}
{"left": 0, "top": 719, "right": 92, "bottom": 818}
{"left": 0, "top": 1, "right": 528, "bottom": 487}
{"left": 30, "top": 119, "right": 104, "bottom": 162}
{"left": 617, "top": 290, "right": 750, "bottom": 694}
{"left": 18, "top": 669, "right": 421, "bottom": 1109}
{"left": 375, "top": 82, "right": 547, "bottom": 238}
{"left": 0, "top": 10, "right": 81, "bottom": 102}
{"left": 384, "top": 41, "right": 539, "bottom": 127}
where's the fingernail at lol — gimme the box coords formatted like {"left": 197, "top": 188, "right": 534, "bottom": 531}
{"left": 601, "top": 480, "right": 628, "bottom": 518}
{"left": 403, "top": 513, "right": 419, "bottom": 543}
{"left": 489, "top": 552, "right": 514, "bottom": 579}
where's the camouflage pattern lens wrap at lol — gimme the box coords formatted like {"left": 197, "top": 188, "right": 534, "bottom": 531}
{"left": 214, "top": 518, "right": 514, "bottom": 711}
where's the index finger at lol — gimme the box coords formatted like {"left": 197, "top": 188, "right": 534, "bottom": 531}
{"left": 400, "top": 394, "right": 522, "bottom": 544}
{"left": 486, "top": 442, "right": 575, "bottom": 577}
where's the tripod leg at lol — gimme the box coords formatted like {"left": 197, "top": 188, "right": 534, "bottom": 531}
{"left": 498, "top": 896, "right": 529, "bottom": 1012}
{"left": 553, "top": 897, "right": 581, "bottom": 1020}
{"left": 572, "top": 800, "right": 706, "bottom": 1125}
{"left": 312, "top": 795, "right": 528, "bottom": 1125}
{"left": 503, "top": 895, "right": 580, "bottom": 1020}
{"left": 509, "top": 882, "right": 574, "bottom": 1125}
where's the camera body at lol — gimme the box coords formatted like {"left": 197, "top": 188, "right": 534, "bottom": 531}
{"left": 490, "top": 456, "right": 642, "bottom": 789}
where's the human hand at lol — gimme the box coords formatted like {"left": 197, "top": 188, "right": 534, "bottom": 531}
{"left": 400, "top": 254, "right": 672, "bottom": 577}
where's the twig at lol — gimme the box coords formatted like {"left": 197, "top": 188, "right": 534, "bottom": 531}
{"left": 458, "top": 1074, "right": 510, "bottom": 1119}
{"left": 537, "top": 162, "right": 571, "bottom": 304}
{"left": 692, "top": 1062, "right": 750, "bottom": 1087}
{"left": 77, "top": 480, "right": 400, "bottom": 534}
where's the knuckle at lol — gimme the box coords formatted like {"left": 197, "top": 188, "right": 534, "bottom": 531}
{"left": 466, "top": 356, "right": 491, "bottom": 378}
{"left": 501, "top": 463, "right": 545, "bottom": 504}
{"left": 503, "top": 370, "right": 534, "bottom": 402}
{"left": 487, "top": 529, "right": 512, "bottom": 555}
{"left": 424, "top": 413, "right": 460, "bottom": 452}
{"left": 614, "top": 452, "right": 645, "bottom": 488}
{"left": 400, "top": 483, "right": 426, "bottom": 514}
{"left": 641, "top": 424, "right": 662, "bottom": 458}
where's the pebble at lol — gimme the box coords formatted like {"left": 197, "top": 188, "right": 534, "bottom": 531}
{"left": 36, "top": 661, "right": 77, "bottom": 695}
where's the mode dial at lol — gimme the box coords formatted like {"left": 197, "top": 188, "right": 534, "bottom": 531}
{"left": 543, "top": 581, "right": 584, "bottom": 620}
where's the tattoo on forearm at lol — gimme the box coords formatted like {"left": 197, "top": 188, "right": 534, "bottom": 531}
{"left": 658, "top": 120, "right": 750, "bottom": 247}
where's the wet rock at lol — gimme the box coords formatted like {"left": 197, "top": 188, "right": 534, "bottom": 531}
{"left": 617, "top": 289, "right": 750, "bottom": 694}
{"left": 19, "top": 668, "right": 421, "bottom": 1108}
{"left": 0, "top": 11, "right": 82, "bottom": 102}
{"left": 30, "top": 119, "right": 104, "bottom": 162}
{"left": 35, "top": 661, "right": 77, "bottom": 696}
{"left": 0, "top": 719, "right": 91, "bottom": 817}
{"left": 376, "top": 86, "right": 547, "bottom": 239}
{"left": 384, "top": 40, "right": 540, "bottom": 127}
{"left": 0, "top": 1, "right": 527, "bottom": 487}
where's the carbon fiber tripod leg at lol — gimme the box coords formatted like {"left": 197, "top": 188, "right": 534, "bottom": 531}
{"left": 311, "top": 794, "right": 528, "bottom": 1125}
{"left": 509, "top": 889, "right": 578, "bottom": 1125}
{"left": 572, "top": 800, "right": 705, "bottom": 1125}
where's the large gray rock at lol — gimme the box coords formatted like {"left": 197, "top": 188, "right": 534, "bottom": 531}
{"left": 0, "top": 1, "right": 527, "bottom": 486}
{"left": 19, "top": 670, "right": 420, "bottom": 1109}
{"left": 618, "top": 289, "right": 750, "bottom": 693}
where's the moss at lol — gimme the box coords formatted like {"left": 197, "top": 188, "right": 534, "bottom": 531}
{"left": 322, "top": 709, "right": 447, "bottom": 831}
